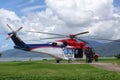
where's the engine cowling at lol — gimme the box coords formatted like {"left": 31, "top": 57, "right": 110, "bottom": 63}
{"left": 51, "top": 42, "right": 67, "bottom": 47}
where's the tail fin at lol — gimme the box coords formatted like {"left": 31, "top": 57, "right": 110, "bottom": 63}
{"left": 6, "top": 24, "right": 29, "bottom": 50}
{"left": 9, "top": 33, "right": 28, "bottom": 50}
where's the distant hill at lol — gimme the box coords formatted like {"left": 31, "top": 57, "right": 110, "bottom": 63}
{"left": 94, "top": 40, "right": 120, "bottom": 57}
{"left": 2, "top": 40, "right": 120, "bottom": 58}
{"left": 85, "top": 40, "right": 104, "bottom": 47}
{"left": 2, "top": 49, "right": 52, "bottom": 58}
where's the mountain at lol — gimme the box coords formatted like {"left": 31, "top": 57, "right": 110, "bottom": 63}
{"left": 86, "top": 40, "right": 104, "bottom": 47}
{"left": 94, "top": 40, "right": 120, "bottom": 57}
{"left": 2, "top": 49, "right": 52, "bottom": 58}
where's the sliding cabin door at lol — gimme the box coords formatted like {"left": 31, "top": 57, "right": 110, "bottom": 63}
{"left": 74, "top": 48, "right": 83, "bottom": 58}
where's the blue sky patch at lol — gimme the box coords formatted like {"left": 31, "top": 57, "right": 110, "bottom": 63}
{"left": 0, "top": 0, "right": 46, "bottom": 16}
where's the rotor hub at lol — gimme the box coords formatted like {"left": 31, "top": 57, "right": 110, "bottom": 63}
{"left": 69, "top": 34, "right": 76, "bottom": 39}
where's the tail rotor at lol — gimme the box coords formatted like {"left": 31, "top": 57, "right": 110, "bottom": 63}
{"left": 6, "top": 34, "right": 14, "bottom": 40}
{"left": 7, "top": 24, "right": 14, "bottom": 32}
{"left": 6, "top": 24, "right": 23, "bottom": 40}
{"left": 15, "top": 27, "right": 23, "bottom": 32}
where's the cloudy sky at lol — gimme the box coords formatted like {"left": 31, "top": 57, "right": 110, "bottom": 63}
{"left": 0, "top": 0, "right": 120, "bottom": 51}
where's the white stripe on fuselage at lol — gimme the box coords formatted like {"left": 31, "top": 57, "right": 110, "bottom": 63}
{"left": 31, "top": 47, "right": 67, "bottom": 59}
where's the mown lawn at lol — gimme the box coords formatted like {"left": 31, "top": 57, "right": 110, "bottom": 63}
{"left": 98, "top": 58, "right": 120, "bottom": 65}
{"left": 0, "top": 59, "right": 120, "bottom": 80}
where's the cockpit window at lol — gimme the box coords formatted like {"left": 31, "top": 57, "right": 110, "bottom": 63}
{"left": 64, "top": 48, "right": 73, "bottom": 54}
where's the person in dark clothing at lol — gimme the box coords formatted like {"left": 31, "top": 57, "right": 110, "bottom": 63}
{"left": 85, "top": 47, "right": 94, "bottom": 63}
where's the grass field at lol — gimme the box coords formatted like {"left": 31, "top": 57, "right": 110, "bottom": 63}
{"left": 0, "top": 59, "right": 120, "bottom": 80}
{"left": 98, "top": 58, "right": 120, "bottom": 65}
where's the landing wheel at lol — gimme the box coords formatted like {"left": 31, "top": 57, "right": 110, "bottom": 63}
{"left": 56, "top": 60, "right": 60, "bottom": 63}
{"left": 86, "top": 57, "right": 92, "bottom": 63}
{"left": 68, "top": 59, "right": 72, "bottom": 63}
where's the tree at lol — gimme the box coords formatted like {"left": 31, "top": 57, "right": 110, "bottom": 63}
{"left": 0, "top": 52, "right": 2, "bottom": 57}
{"left": 115, "top": 53, "right": 120, "bottom": 59}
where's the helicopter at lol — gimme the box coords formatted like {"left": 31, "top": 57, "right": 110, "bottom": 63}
{"left": 6, "top": 24, "right": 97, "bottom": 63}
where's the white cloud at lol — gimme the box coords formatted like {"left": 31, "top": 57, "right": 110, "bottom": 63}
{"left": 0, "top": 34, "right": 13, "bottom": 51}
{"left": 1, "top": 44, "right": 9, "bottom": 48}
{"left": 0, "top": 0, "right": 120, "bottom": 50}
{"left": 46, "top": 0, "right": 114, "bottom": 26}
{"left": 0, "top": 43, "right": 14, "bottom": 51}
{"left": 44, "top": 0, "right": 120, "bottom": 39}
{"left": 21, "top": 5, "right": 46, "bottom": 13}
{"left": 0, "top": 8, "right": 22, "bottom": 32}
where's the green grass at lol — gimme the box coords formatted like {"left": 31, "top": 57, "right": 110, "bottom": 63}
{"left": 98, "top": 58, "right": 120, "bottom": 65}
{"left": 0, "top": 59, "right": 120, "bottom": 80}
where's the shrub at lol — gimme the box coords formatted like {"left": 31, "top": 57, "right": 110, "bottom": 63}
{"left": 115, "top": 53, "right": 120, "bottom": 59}
{"left": 0, "top": 52, "right": 2, "bottom": 57}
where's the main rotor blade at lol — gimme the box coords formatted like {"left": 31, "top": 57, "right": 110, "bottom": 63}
{"left": 16, "top": 27, "right": 23, "bottom": 32}
{"left": 7, "top": 24, "right": 14, "bottom": 31}
{"left": 26, "top": 31, "right": 68, "bottom": 37}
{"left": 75, "top": 31, "right": 89, "bottom": 36}
{"left": 76, "top": 38, "right": 88, "bottom": 44}
{"left": 40, "top": 37, "right": 67, "bottom": 40}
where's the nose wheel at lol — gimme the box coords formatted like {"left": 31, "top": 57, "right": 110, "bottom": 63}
{"left": 56, "top": 59, "right": 63, "bottom": 63}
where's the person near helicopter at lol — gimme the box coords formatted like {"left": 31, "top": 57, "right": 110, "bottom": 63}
{"left": 84, "top": 47, "right": 94, "bottom": 63}
{"left": 94, "top": 53, "right": 99, "bottom": 62}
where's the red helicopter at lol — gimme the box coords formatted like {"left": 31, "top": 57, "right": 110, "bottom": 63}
{"left": 6, "top": 24, "right": 98, "bottom": 63}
